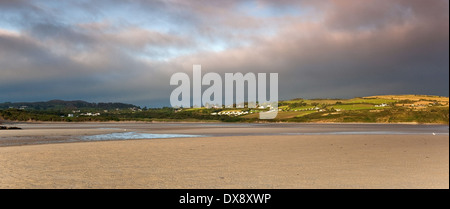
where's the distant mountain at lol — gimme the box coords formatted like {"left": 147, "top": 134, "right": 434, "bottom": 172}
{"left": 0, "top": 100, "right": 139, "bottom": 111}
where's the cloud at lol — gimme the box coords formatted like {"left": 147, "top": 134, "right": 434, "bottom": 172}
{"left": 0, "top": 0, "right": 448, "bottom": 106}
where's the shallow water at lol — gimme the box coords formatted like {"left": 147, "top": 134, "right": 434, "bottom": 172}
{"left": 81, "top": 132, "right": 205, "bottom": 141}
{"left": 79, "top": 130, "right": 448, "bottom": 142}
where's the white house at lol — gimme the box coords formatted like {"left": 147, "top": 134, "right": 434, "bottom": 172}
{"left": 375, "top": 103, "right": 388, "bottom": 107}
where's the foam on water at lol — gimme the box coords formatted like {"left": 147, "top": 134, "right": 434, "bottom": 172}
{"left": 81, "top": 132, "right": 205, "bottom": 141}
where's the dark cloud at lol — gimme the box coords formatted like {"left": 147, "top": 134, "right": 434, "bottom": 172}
{"left": 0, "top": 0, "right": 448, "bottom": 106}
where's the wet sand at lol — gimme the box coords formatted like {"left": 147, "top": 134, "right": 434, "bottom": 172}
{"left": 0, "top": 122, "right": 448, "bottom": 146}
{"left": 0, "top": 123, "right": 448, "bottom": 189}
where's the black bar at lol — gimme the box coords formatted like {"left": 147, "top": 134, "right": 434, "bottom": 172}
{"left": 1, "top": 189, "right": 448, "bottom": 208}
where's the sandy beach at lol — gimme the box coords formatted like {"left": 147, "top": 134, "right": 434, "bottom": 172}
{"left": 0, "top": 123, "right": 448, "bottom": 189}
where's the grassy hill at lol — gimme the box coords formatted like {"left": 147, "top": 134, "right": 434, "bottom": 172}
{"left": 242, "top": 95, "right": 449, "bottom": 124}
{"left": 0, "top": 95, "right": 448, "bottom": 124}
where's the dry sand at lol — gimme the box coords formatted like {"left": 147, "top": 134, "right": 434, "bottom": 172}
{"left": 0, "top": 134, "right": 448, "bottom": 189}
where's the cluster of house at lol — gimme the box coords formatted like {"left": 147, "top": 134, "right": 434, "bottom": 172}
{"left": 208, "top": 104, "right": 278, "bottom": 116}
{"left": 81, "top": 112, "right": 101, "bottom": 116}
{"left": 291, "top": 107, "right": 321, "bottom": 112}
{"left": 7, "top": 106, "right": 29, "bottom": 110}
{"left": 67, "top": 112, "right": 101, "bottom": 117}
{"left": 206, "top": 104, "right": 274, "bottom": 109}
{"left": 285, "top": 106, "right": 337, "bottom": 112}
{"left": 211, "top": 111, "right": 250, "bottom": 116}
{"left": 130, "top": 107, "right": 143, "bottom": 112}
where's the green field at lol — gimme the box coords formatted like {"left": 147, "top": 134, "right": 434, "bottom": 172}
{"left": 262, "top": 95, "right": 448, "bottom": 123}
{"left": 330, "top": 104, "right": 385, "bottom": 110}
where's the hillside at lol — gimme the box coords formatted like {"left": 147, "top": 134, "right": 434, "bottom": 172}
{"left": 0, "top": 100, "right": 139, "bottom": 111}
{"left": 241, "top": 95, "right": 449, "bottom": 124}
{"left": 0, "top": 95, "right": 448, "bottom": 124}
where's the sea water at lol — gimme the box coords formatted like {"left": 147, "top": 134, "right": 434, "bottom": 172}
{"left": 81, "top": 132, "right": 205, "bottom": 141}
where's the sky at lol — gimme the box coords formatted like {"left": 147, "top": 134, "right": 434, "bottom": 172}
{"left": 0, "top": 0, "right": 448, "bottom": 107}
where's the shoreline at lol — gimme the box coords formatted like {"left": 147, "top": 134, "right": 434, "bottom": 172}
{"left": 2, "top": 132, "right": 448, "bottom": 148}
{"left": 0, "top": 122, "right": 447, "bottom": 147}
